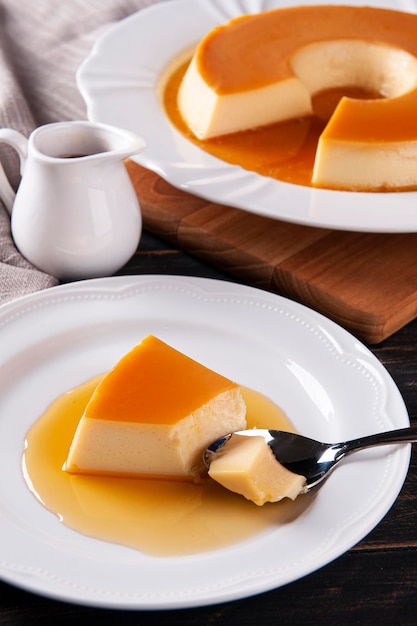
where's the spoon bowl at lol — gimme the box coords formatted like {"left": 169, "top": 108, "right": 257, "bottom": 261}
{"left": 204, "top": 426, "right": 417, "bottom": 490}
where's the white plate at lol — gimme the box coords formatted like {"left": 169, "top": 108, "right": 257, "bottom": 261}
{"left": 0, "top": 275, "right": 410, "bottom": 609}
{"left": 77, "top": 0, "right": 417, "bottom": 233}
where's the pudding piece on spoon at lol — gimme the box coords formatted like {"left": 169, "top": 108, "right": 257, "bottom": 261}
{"left": 206, "top": 432, "right": 307, "bottom": 506}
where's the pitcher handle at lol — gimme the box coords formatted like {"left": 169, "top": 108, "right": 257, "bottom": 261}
{"left": 0, "top": 129, "right": 28, "bottom": 215}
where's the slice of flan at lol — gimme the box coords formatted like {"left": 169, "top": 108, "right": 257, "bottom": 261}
{"left": 178, "top": 5, "right": 417, "bottom": 190}
{"left": 65, "top": 335, "right": 246, "bottom": 482}
{"left": 208, "top": 434, "right": 306, "bottom": 506}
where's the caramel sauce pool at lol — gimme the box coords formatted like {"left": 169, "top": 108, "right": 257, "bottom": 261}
{"left": 23, "top": 377, "right": 299, "bottom": 557}
{"left": 163, "top": 60, "right": 381, "bottom": 188}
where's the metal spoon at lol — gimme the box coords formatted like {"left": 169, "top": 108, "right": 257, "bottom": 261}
{"left": 204, "top": 426, "right": 417, "bottom": 491}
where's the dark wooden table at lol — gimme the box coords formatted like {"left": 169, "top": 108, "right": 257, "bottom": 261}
{"left": 1, "top": 230, "right": 416, "bottom": 626}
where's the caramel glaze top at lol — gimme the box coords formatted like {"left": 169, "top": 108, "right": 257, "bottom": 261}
{"left": 84, "top": 335, "right": 238, "bottom": 424}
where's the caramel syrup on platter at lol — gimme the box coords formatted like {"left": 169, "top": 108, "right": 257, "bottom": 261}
{"left": 163, "top": 60, "right": 381, "bottom": 188}
{"left": 23, "top": 377, "right": 302, "bottom": 557}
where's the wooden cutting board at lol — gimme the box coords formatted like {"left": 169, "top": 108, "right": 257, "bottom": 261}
{"left": 126, "top": 161, "right": 417, "bottom": 344}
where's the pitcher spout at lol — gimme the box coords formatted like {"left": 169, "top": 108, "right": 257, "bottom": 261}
{"left": 95, "top": 124, "right": 147, "bottom": 162}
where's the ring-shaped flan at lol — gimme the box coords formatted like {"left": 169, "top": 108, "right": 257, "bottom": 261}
{"left": 178, "top": 5, "right": 417, "bottom": 190}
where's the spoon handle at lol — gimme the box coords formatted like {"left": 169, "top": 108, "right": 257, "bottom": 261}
{"left": 342, "top": 425, "right": 417, "bottom": 454}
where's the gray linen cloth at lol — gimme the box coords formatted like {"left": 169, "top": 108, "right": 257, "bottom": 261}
{"left": 0, "top": 0, "right": 159, "bottom": 305}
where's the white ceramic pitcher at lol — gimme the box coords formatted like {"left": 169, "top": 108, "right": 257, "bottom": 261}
{"left": 0, "top": 120, "right": 146, "bottom": 280}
